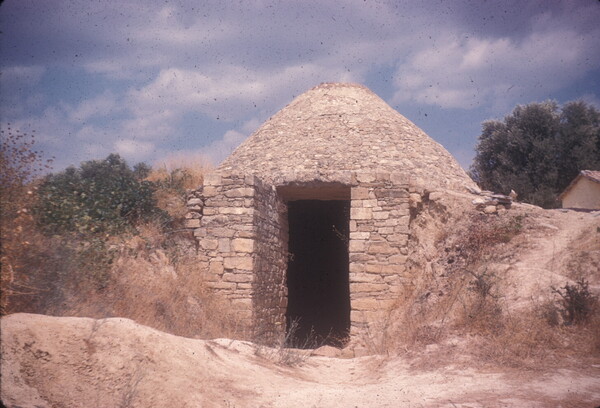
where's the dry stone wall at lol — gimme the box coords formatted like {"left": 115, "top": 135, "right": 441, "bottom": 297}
{"left": 251, "top": 177, "right": 288, "bottom": 343}
{"left": 185, "top": 172, "right": 289, "bottom": 343}
{"left": 186, "top": 169, "right": 430, "bottom": 342}
{"left": 348, "top": 173, "right": 412, "bottom": 333}
{"left": 187, "top": 173, "right": 257, "bottom": 330}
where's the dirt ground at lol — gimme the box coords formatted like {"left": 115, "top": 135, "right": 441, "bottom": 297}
{"left": 2, "top": 207, "right": 599, "bottom": 407}
{"left": 2, "top": 313, "right": 599, "bottom": 408}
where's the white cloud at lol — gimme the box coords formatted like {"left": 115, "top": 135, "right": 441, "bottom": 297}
{"left": 0, "top": 65, "right": 46, "bottom": 85}
{"left": 67, "top": 91, "right": 119, "bottom": 124}
{"left": 114, "top": 139, "right": 156, "bottom": 161}
{"left": 393, "top": 26, "right": 599, "bottom": 110}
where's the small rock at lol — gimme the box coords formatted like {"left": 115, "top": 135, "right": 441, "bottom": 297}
{"left": 466, "top": 185, "right": 482, "bottom": 195}
{"left": 483, "top": 205, "right": 497, "bottom": 214}
{"left": 429, "top": 191, "right": 443, "bottom": 201}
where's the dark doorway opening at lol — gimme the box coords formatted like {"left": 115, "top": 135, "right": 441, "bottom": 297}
{"left": 286, "top": 199, "right": 350, "bottom": 348}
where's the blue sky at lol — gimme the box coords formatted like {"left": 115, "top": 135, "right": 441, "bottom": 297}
{"left": 1, "top": 0, "right": 599, "bottom": 172}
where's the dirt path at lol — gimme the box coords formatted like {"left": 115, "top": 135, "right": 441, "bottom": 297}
{"left": 503, "top": 208, "right": 600, "bottom": 308}
{"left": 2, "top": 313, "right": 599, "bottom": 407}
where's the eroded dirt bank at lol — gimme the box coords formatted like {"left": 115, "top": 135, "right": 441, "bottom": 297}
{"left": 2, "top": 313, "right": 599, "bottom": 408}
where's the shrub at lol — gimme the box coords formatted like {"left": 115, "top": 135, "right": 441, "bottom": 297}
{"left": 35, "top": 154, "right": 168, "bottom": 235}
{"left": 552, "top": 278, "right": 598, "bottom": 325}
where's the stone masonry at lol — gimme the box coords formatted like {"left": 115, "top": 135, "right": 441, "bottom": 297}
{"left": 186, "top": 169, "right": 425, "bottom": 342}
{"left": 186, "top": 83, "right": 477, "bottom": 344}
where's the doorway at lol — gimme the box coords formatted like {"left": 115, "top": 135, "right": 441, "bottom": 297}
{"left": 285, "top": 199, "right": 350, "bottom": 348}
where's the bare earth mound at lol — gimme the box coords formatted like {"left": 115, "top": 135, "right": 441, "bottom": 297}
{"left": 2, "top": 312, "right": 599, "bottom": 407}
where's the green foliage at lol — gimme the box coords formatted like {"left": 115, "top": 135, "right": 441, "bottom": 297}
{"left": 35, "top": 154, "right": 167, "bottom": 234}
{"left": 470, "top": 100, "right": 600, "bottom": 208}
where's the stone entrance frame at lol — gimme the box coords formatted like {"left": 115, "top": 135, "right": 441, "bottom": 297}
{"left": 186, "top": 170, "right": 416, "bottom": 344}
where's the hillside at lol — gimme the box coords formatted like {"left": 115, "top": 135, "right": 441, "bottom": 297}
{"left": 2, "top": 206, "right": 599, "bottom": 407}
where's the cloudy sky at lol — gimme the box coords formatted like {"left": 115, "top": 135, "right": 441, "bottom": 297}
{"left": 1, "top": 0, "right": 599, "bottom": 172}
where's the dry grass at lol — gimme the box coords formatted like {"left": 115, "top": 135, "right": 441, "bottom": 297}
{"left": 1, "top": 162, "right": 248, "bottom": 341}
{"left": 357, "top": 210, "right": 600, "bottom": 369}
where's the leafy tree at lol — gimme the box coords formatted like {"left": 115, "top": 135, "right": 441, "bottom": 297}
{"left": 470, "top": 100, "right": 600, "bottom": 208}
{"left": 35, "top": 154, "right": 166, "bottom": 234}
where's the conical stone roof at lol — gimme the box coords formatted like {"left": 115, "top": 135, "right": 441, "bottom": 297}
{"left": 219, "top": 83, "right": 475, "bottom": 191}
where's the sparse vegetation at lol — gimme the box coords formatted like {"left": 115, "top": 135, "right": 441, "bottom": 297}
{"left": 0, "top": 141, "right": 241, "bottom": 340}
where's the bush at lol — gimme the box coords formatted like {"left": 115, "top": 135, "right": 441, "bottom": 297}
{"left": 552, "top": 278, "right": 598, "bottom": 325}
{"left": 35, "top": 154, "right": 167, "bottom": 235}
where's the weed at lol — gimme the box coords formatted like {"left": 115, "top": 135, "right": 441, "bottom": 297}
{"left": 254, "top": 319, "right": 312, "bottom": 366}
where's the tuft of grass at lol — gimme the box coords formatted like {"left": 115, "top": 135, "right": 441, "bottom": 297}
{"left": 254, "top": 319, "right": 312, "bottom": 366}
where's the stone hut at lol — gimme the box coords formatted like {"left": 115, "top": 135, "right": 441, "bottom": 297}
{"left": 186, "top": 83, "right": 476, "bottom": 345}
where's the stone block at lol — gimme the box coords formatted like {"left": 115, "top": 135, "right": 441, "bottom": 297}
{"left": 351, "top": 200, "right": 364, "bottom": 208}
{"left": 220, "top": 207, "right": 254, "bottom": 215}
{"left": 223, "top": 272, "right": 253, "bottom": 283}
{"left": 211, "top": 228, "right": 236, "bottom": 238}
{"left": 349, "top": 272, "right": 383, "bottom": 283}
{"left": 386, "top": 234, "right": 408, "bottom": 245}
{"left": 231, "top": 238, "right": 254, "bottom": 253}
{"left": 204, "top": 174, "right": 222, "bottom": 186}
{"left": 356, "top": 172, "right": 376, "bottom": 183}
{"left": 209, "top": 281, "right": 236, "bottom": 290}
{"left": 349, "top": 263, "right": 365, "bottom": 273}
{"left": 390, "top": 173, "right": 410, "bottom": 185}
{"left": 351, "top": 187, "right": 370, "bottom": 200}
{"left": 193, "top": 228, "right": 207, "bottom": 238}
{"left": 367, "top": 242, "right": 396, "bottom": 254}
{"left": 378, "top": 227, "right": 395, "bottom": 234}
{"left": 374, "top": 189, "right": 409, "bottom": 199}
{"left": 208, "top": 261, "right": 224, "bottom": 276}
{"left": 350, "top": 283, "right": 388, "bottom": 293}
{"left": 184, "top": 219, "right": 201, "bottom": 228}
{"left": 372, "top": 211, "right": 389, "bottom": 220}
{"left": 351, "top": 208, "right": 373, "bottom": 220}
{"left": 351, "top": 298, "right": 395, "bottom": 311}
{"left": 202, "top": 186, "right": 218, "bottom": 196}
{"left": 348, "top": 240, "right": 366, "bottom": 252}
{"left": 187, "top": 198, "right": 203, "bottom": 206}
{"left": 389, "top": 254, "right": 408, "bottom": 264}
{"left": 224, "top": 256, "right": 253, "bottom": 271}
{"left": 218, "top": 238, "right": 231, "bottom": 252}
{"left": 362, "top": 199, "right": 378, "bottom": 208}
{"left": 199, "top": 238, "right": 218, "bottom": 250}
{"left": 225, "top": 188, "right": 255, "bottom": 198}
{"left": 349, "top": 232, "right": 370, "bottom": 240}
{"left": 202, "top": 208, "right": 219, "bottom": 216}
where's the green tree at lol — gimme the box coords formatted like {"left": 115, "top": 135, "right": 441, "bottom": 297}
{"left": 470, "top": 100, "right": 600, "bottom": 208}
{"left": 35, "top": 154, "right": 165, "bottom": 234}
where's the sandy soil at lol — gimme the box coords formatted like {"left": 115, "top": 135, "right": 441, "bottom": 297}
{"left": 2, "top": 313, "right": 599, "bottom": 408}
{"left": 2, "top": 209, "right": 599, "bottom": 407}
